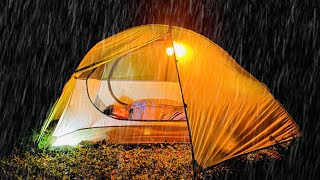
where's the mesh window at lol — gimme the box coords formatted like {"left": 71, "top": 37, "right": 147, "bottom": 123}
{"left": 86, "top": 35, "right": 185, "bottom": 120}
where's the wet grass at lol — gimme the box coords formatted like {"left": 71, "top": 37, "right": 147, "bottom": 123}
{"left": 0, "top": 127, "right": 293, "bottom": 179}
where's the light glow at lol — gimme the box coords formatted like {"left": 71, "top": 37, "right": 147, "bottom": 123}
{"left": 166, "top": 42, "right": 187, "bottom": 58}
{"left": 166, "top": 47, "right": 174, "bottom": 56}
{"left": 52, "top": 136, "right": 80, "bottom": 147}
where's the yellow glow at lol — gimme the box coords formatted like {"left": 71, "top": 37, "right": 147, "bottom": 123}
{"left": 173, "top": 43, "right": 186, "bottom": 58}
{"left": 166, "top": 42, "right": 187, "bottom": 58}
{"left": 166, "top": 47, "right": 174, "bottom": 56}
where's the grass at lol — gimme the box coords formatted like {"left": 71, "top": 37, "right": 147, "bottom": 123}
{"left": 0, "top": 142, "right": 193, "bottom": 179}
{"left": 0, "top": 125, "right": 294, "bottom": 179}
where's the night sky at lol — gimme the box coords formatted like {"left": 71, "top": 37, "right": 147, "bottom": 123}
{"left": 1, "top": 0, "right": 319, "bottom": 179}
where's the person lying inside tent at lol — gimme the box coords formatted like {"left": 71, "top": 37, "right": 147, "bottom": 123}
{"left": 103, "top": 99, "right": 186, "bottom": 120}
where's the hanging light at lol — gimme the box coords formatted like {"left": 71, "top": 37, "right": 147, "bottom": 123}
{"left": 166, "top": 47, "right": 175, "bottom": 56}
{"left": 166, "top": 42, "right": 186, "bottom": 58}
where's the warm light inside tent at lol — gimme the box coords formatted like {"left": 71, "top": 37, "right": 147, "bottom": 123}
{"left": 166, "top": 47, "right": 174, "bottom": 56}
{"left": 166, "top": 42, "right": 186, "bottom": 58}
{"left": 51, "top": 136, "right": 79, "bottom": 147}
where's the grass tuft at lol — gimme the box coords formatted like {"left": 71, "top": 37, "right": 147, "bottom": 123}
{"left": 0, "top": 124, "right": 295, "bottom": 179}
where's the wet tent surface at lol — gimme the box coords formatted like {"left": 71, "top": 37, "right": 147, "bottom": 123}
{"left": 0, "top": 1, "right": 319, "bottom": 179}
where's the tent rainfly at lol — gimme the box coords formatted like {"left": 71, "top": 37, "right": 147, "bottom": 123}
{"left": 38, "top": 24, "right": 301, "bottom": 169}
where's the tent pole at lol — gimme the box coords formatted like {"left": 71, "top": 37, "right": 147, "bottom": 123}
{"left": 167, "top": 26, "right": 197, "bottom": 179}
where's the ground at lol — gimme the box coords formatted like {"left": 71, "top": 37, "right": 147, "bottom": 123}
{"left": 0, "top": 127, "right": 293, "bottom": 179}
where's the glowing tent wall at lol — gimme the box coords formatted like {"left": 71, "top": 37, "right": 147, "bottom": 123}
{"left": 170, "top": 27, "right": 301, "bottom": 167}
{"left": 39, "top": 25, "right": 301, "bottom": 169}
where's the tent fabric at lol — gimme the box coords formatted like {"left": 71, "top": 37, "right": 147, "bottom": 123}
{"left": 39, "top": 24, "right": 301, "bottom": 168}
{"left": 76, "top": 25, "right": 169, "bottom": 74}
{"left": 50, "top": 79, "right": 189, "bottom": 146}
{"left": 38, "top": 77, "right": 76, "bottom": 142}
{"left": 170, "top": 28, "right": 301, "bottom": 167}
{"left": 38, "top": 25, "right": 170, "bottom": 141}
{"left": 52, "top": 80, "right": 185, "bottom": 137}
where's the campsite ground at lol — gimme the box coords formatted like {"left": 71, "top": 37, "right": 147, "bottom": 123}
{"left": 0, "top": 127, "right": 293, "bottom": 179}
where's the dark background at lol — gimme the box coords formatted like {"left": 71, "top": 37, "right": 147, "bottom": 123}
{"left": 0, "top": 0, "right": 319, "bottom": 179}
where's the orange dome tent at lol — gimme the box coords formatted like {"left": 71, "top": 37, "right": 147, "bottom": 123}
{"left": 38, "top": 24, "right": 301, "bottom": 169}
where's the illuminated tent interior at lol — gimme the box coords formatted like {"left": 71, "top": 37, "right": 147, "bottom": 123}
{"left": 39, "top": 24, "right": 301, "bottom": 168}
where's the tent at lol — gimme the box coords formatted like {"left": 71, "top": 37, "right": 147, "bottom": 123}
{"left": 39, "top": 24, "right": 301, "bottom": 169}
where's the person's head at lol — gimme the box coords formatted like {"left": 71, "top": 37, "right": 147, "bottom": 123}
{"left": 104, "top": 105, "right": 129, "bottom": 119}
